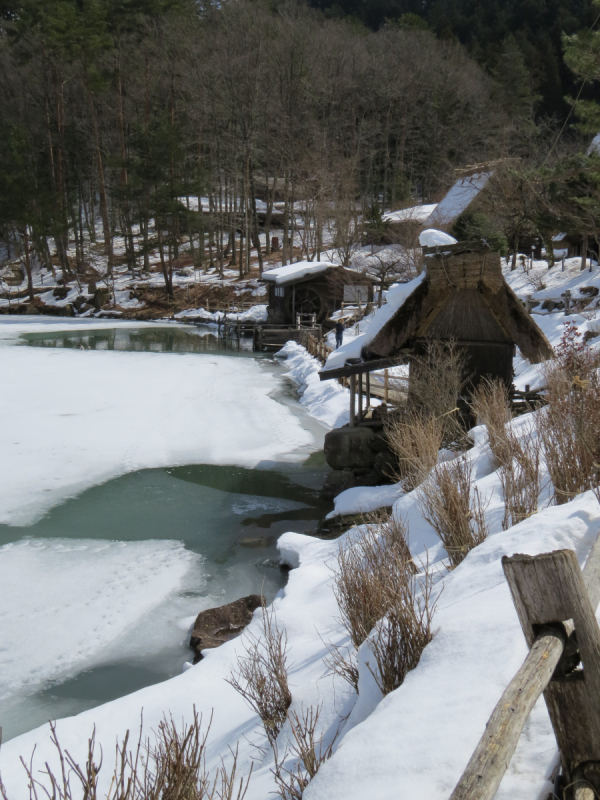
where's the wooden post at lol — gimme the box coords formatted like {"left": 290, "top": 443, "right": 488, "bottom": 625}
{"left": 366, "top": 370, "right": 371, "bottom": 411}
{"left": 452, "top": 544, "right": 600, "bottom": 800}
{"left": 357, "top": 372, "right": 363, "bottom": 421}
{"left": 384, "top": 368, "right": 389, "bottom": 405}
{"left": 349, "top": 375, "right": 356, "bottom": 427}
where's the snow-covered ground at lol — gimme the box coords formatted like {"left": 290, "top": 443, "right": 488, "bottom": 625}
{"left": 4, "top": 258, "right": 600, "bottom": 799}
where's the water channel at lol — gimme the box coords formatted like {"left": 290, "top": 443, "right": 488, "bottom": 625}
{"left": 0, "top": 325, "right": 331, "bottom": 740}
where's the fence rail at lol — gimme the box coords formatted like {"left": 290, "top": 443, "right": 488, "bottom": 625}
{"left": 451, "top": 536, "right": 600, "bottom": 800}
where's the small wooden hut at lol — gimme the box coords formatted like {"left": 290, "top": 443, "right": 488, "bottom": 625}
{"left": 263, "top": 262, "right": 373, "bottom": 327}
{"left": 319, "top": 241, "right": 554, "bottom": 424}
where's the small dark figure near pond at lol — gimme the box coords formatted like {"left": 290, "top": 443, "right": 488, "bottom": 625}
{"left": 335, "top": 320, "right": 345, "bottom": 349}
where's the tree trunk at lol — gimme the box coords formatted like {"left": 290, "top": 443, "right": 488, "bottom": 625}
{"left": 581, "top": 234, "right": 589, "bottom": 271}
{"left": 23, "top": 228, "right": 34, "bottom": 303}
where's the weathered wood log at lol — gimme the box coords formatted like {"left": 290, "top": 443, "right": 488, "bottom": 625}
{"left": 449, "top": 629, "right": 566, "bottom": 800}
{"left": 450, "top": 544, "right": 600, "bottom": 800}
{"left": 504, "top": 550, "right": 600, "bottom": 778}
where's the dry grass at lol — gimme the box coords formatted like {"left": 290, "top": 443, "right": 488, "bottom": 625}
{"left": 470, "top": 378, "right": 512, "bottom": 466}
{"left": 0, "top": 710, "right": 250, "bottom": 800}
{"left": 538, "top": 323, "right": 600, "bottom": 505}
{"left": 384, "top": 410, "right": 444, "bottom": 490}
{"left": 499, "top": 421, "right": 542, "bottom": 529}
{"left": 273, "top": 705, "right": 338, "bottom": 800}
{"left": 332, "top": 512, "right": 413, "bottom": 652}
{"left": 227, "top": 601, "right": 292, "bottom": 750}
{"left": 329, "top": 511, "right": 435, "bottom": 696}
{"left": 418, "top": 456, "right": 488, "bottom": 568}
{"left": 366, "top": 554, "right": 435, "bottom": 696}
{"left": 404, "top": 338, "right": 470, "bottom": 444}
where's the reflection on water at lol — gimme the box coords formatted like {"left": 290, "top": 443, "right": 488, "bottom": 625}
{"left": 21, "top": 325, "right": 256, "bottom": 355}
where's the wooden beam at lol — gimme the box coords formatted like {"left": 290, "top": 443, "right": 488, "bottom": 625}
{"left": 449, "top": 628, "right": 566, "bottom": 800}
{"left": 451, "top": 544, "right": 600, "bottom": 800}
{"left": 318, "top": 353, "right": 410, "bottom": 381}
{"left": 349, "top": 375, "right": 356, "bottom": 427}
{"left": 357, "top": 372, "right": 363, "bottom": 421}
{"left": 503, "top": 550, "right": 600, "bottom": 777}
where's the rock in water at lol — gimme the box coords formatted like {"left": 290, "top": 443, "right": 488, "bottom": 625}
{"left": 189, "top": 594, "right": 262, "bottom": 663}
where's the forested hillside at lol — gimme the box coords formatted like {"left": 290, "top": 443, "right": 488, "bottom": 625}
{"left": 307, "top": 0, "right": 598, "bottom": 116}
{"left": 0, "top": 0, "right": 545, "bottom": 286}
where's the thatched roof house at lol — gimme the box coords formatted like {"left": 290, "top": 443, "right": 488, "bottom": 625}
{"left": 320, "top": 242, "right": 553, "bottom": 411}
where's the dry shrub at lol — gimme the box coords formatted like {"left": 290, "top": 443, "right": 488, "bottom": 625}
{"left": 470, "top": 378, "right": 512, "bottom": 465}
{"left": 366, "top": 556, "right": 435, "bottom": 696}
{"left": 418, "top": 456, "right": 488, "bottom": 568}
{"left": 227, "top": 601, "right": 292, "bottom": 750}
{"left": 538, "top": 322, "right": 600, "bottom": 504}
{"left": 499, "top": 421, "right": 542, "bottom": 529}
{"left": 404, "top": 338, "right": 470, "bottom": 444}
{"left": 0, "top": 710, "right": 250, "bottom": 800}
{"left": 384, "top": 410, "right": 444, "bottom": 490}
{"left": 329, "top": 511, "right": 435, "bottom": 696}
{"left": 332, "top": 512, "right": 413, "bottom": 653}
{"left": 273, "top": 705, "right": 337, "bottom": 800}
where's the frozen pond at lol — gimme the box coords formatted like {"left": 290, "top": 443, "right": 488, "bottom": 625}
{"left": 0, "top": 324, "right": 330, "bottom": 741}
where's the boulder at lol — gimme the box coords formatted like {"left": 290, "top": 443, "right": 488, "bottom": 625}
{"left": 321, "top": 469, "right": 356, "bottom": 499}
{"left": 189, "top": 594, "right": 262, "bottom": 663}
{"left": 92, "top": 287, "right": 110, "bottom": 309}
{"left": 323, "top": 426, "right": 375, "bottom": 471}
{"left": 25, "top": 304, "right": 39, "bottom": 315}
{"left": 373, "top": 450, "right": 396, "bottom": 479}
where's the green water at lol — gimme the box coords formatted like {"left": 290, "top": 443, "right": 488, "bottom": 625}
{"left": 21, "top": 324, "right": 255, "bottom": 355}
{"left": 1, "top": 325, "right": 330, "bottom": 740}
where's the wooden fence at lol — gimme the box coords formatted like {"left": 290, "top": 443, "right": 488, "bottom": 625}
{"left": 451, "top": 538, "right": 600, "bottom": 800}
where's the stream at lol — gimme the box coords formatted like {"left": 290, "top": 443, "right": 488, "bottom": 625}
{"left": 0, "top": 325, "right": 330, "bottom": 740}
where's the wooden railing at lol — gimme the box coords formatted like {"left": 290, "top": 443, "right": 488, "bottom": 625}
{"left": 451, "top": 538, "right": 600, "bottom": 800}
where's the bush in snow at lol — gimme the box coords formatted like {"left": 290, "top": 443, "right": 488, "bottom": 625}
{"left": 330, "top": 512, "right": 434, "bottom": 696}
{"left": 498, "top": 420, "right": 542, "bottom": 530}
{"left": 539, "top": 322, "right": 600, "bottom": 504}
{"left": 418, "top": 456, "right": 488, "bottom": 568}
{"left": 273, "top": 705, "right": 337, "bottom": 800}
{"left": 403, "top": 339, "right": 469, "bottom": 446}
{"left": 471, "top": 378, "right": 542, "bottom": 528}
{"left": 0, "top": 710, "right": 250, "bottom": 800}
{"left": 384, "top": 410, "right": 444, "bottom": 491}
{"left": 470, "top": 378, "right": 512, "bottom": 467}
{"left": 227, "top": 601, "right": 292, "bottom": 750}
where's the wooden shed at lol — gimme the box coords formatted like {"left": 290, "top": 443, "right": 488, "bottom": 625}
{"left": 319, "top": 241, "right": 554, "bottom": 424}
{"left": 262, "top": 262, "right": 373, "bottom": 327}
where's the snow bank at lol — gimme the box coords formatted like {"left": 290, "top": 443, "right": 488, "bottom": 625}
{"left": 0, "top": 319, "right": 314, "bottom": 525}
{"left": 173, "top": 304, "right": 268, "bottom": 324}
{"left": 278, "top": 340, "right": 349, "bottom": 428}
{"left": 326, "top": 483, "right": 403, "bottom": 519}
{"left": 0, "top": 539, "right": 196, "bottom": 700}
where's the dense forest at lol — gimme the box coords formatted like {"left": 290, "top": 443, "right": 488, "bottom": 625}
{"left": 1, "top": 0, "right": 599, "bottom": 294}
{"left": 308, "top": 0, "right": 597, "bottom": 117}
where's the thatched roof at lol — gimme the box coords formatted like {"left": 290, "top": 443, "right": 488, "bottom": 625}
{"left": 363, "top": 242, "right": 554, "bottom": 363}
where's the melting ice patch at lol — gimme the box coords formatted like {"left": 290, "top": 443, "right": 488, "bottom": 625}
{"left": 0, "top": 538, "right": 197, "bottom": 700}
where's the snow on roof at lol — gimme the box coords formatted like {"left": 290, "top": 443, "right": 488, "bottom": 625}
{"left": 382, "top": 203, "right": 438, "bottom": 224}
{"left": 322, "top": 271, "right": 427, "bottom": 373}
{"left": 424, "top": 172, "right": 491, "bottom": 227}
{"left": 262, "top": 261, "right": 334, "bottom": 286}
{"left": 419, "top": 229, "right": 458, "bottom": 248}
